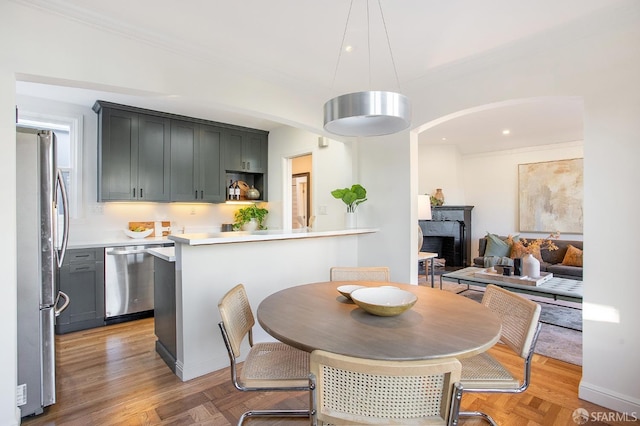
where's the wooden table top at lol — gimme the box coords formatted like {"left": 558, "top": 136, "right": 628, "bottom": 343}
{"left": 257, "top": 281, "right": 502, "bottom": 361}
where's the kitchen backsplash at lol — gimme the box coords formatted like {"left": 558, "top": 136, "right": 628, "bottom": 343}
{"left": 68, "top": 202, "right": 243, "bottom": 243}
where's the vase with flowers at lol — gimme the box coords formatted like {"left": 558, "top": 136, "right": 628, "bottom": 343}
{"left": 512, "top": 232, "right": 560, "bottom": 278}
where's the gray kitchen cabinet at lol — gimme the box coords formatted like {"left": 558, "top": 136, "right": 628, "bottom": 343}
{"left": 153, "top": 257, "right": 176, "bottom": 371}
{"left": 55, "top": 248, "right": 105, "bottom": 334}
{"left": 170, "top": 120, "right": 224, "bottom": 202}
{"left": 223, "top": 129, "right": 267, "bottom": 173}
{"left": 95, "top": 100, "right": 268, "bottom": 203}
{"left": 94, "top": 101, "right": 171, "bottom": 201}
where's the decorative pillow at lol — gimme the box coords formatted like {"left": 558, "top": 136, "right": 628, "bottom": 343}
{"left": 510, "top": 241, "right": 543, "bottom": 262}
{"left": 484, "top": 233, "right": 511, "bottom": 257}
{"left": 562, "top": 244, "right": 583, "bottom": 267}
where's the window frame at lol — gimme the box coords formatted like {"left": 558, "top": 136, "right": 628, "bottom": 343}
{"left": 17, "top": 111, "right": 83, "bottom": 219}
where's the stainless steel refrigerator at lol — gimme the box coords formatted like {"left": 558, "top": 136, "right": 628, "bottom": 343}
{"left": 16, "top": 128, "right": 70, "bottom": 417}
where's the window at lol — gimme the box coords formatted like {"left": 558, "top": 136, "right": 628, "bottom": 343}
{"left": 17, "top": 113, "right": 82, "bottom": 219}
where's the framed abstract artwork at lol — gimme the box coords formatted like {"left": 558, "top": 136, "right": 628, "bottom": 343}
{"left": 518, "top": 158, "right": 583, "bottom": 233}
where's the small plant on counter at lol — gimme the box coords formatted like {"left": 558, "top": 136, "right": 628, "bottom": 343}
{"left": 331, "top": 184, "right": 367, "bottom": 213}
{"left": 233, "top": 203, "right": 269, "bottom": 231}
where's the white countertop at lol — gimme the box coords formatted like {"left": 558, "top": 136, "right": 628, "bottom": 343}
{"left": 147, "top": 246, "right": 176, "bottom": 262}
{"left": 169, "top": 228, "right": 378, "bottom": 246}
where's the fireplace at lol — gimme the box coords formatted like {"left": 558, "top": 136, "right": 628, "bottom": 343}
{"left": 419, "top": 205, "right": 474, "bottom": 267}
{"left": 420, "top": 220, "right": 464, "bottom": 267}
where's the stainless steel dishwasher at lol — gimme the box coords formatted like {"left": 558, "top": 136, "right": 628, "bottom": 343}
{"left": 104, "top": 243, "right": 172, "bottom": 323}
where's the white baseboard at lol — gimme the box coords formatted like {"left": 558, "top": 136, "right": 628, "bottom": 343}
{"left": 579, "top": 381, "right": 640, "bottom": 419}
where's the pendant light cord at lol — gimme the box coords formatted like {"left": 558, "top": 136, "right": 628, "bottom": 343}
{"left": 330, "top": 0, "right": 355, "bottom": 92}
{"left": 376, "top": 0, "right": 403, "bottom": 92}
{"left": 329, "top": 0, "right": 402, "bottom": 93}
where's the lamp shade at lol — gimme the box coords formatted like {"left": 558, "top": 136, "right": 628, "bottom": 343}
{"left": 323, "top": 91, "right": 411, "bottom": 137}
{"left": 418, "top": 195, "right": 432, "bottom": 220}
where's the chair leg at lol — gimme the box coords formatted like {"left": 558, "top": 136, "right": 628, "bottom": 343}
{"left": 239, "top": 409, "right": 310, "bottom": 425}
{"left": 458, "top": 410, "right": 498, "bottom": 426}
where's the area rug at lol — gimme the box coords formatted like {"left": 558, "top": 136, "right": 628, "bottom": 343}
{"left": 437, "top": 281, "right": 583, "bottom": 365}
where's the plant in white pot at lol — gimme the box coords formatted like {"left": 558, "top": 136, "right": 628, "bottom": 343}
{"left": 331, "top": 184, "right": 367, "bottom": 228}
{"left": 232, "top": 203, "right": 269, "bottom": 231}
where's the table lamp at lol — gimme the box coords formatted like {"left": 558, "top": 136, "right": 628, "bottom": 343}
{"left": 417, "top": 195, "right": 432, "bottom": 252}
{"left": 418, "top": 195, "right": 432, "bottom": 221}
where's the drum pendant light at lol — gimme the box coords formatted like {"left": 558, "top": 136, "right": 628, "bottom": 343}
{"left": 323, "top": 0, "right": 411, "bottom": 137}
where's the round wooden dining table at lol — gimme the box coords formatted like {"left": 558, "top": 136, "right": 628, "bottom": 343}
{"left": 257, "top": 281, "right": 502, "bottom": 361}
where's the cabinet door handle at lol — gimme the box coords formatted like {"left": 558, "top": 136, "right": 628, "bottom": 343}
{"left": 195, "top": 190, "right": 198, "bottom": 199}
{"left": 200, "top": 190, "right": 204, "bottom": 199}
{"left": 246, "top": 162, "right": 250, "bottom": 170}
{"left": 140, "top": 188, "right": 143, "bottom": 198}
{"left": 242, "top": 161, "right": 246, "bottom": 170}
{"left": 133, "top": 188, "right": 136, "bottom": 198}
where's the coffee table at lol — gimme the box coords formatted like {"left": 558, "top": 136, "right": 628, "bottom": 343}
{"left": 441, "top": 266, "right": 582, "bottom": 303}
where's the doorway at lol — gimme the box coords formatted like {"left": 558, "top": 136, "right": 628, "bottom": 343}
{"left": 291, "top": 154, "right": 312, "bottom": 229}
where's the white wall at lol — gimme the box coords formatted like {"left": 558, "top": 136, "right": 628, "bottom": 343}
{"left": 418, "top": 144, "right": 466, "bottom": 205}
{"left": 266, "top": 126, "right": 353, "bottom": 231}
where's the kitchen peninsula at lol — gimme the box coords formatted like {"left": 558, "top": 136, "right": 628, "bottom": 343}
{"left": 163, "top": 228, "right": 377, "bottom": 381}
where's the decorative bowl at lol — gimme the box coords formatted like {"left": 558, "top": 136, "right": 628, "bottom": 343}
{"left": 337, "top": 285, "right": 366, "bottom": 300}
{"left": 124, "top": 228, "right": 153, "bottom": 239}
{"left": 350, "top": 287, "right": 417, "bottom": 317}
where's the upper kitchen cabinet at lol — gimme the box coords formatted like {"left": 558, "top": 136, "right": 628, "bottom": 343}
{"left": 94, "top": 100, "right": 267, "bottom": 203}
{"left": 94, "top": 101, "right": 171, "bottom": 201}
{"left": 170, "top": 120, "right": 224, "bottom": 202}
{"left": 223, "top": 129, "right": 268, "bottom": 173}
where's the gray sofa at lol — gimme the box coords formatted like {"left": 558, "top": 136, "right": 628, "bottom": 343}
{"left": 473, "top": 236, "right": 583, "bottom": 280}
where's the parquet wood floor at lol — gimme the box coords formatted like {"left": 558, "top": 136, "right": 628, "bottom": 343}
{"left": 21, "top": 318, "right": 636, "bottom": 426}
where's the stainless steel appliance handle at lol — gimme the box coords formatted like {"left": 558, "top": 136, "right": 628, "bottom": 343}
{"left": 54, "top": 291, "right": 70, "bottom": 317}
{"left": 107, "top": 249, "right": 149, "bottom": 256}
{"left": 55, "top": 169, "right": 69, "bottom": 268}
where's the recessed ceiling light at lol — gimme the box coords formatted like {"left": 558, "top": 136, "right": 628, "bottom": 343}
{"left": 344, "top": 45, "right": 354, "bottom": 53}
{"left": 502, "top": 129, "right": 511, "bottom": 135}
{"left": 441, "top": 137, "right": 447, "bottom": 141}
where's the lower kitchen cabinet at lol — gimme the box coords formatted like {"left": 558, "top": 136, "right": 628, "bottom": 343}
{"left": 153, "top": 256, "right": 177, "bottom": 371}
{"left": 55, "top": 248, "right": 105, "bottom": 334}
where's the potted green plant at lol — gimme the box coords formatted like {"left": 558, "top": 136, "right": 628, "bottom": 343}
{"left": 331, "top": 184, "right": 367, "bottom": 212}
{"left": 232, "top": 203, "right": 269, "bottom": 231}
{"left": 331, "top": 184, "right": 367, "bottom": 228}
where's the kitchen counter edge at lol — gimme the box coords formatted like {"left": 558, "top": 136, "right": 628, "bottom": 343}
{"left": 169, "top": 228, "right": 378, "bottom": 246}
{"left": 67, "top": 236, "right": 174, "bottom": 250}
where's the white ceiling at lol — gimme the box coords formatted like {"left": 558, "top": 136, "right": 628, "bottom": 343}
{"left": 14, "top": 0, "right": 615, "bottom": 153}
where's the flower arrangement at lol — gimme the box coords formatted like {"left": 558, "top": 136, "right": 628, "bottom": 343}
{"left": 510, "top": 232, "right": 560, "bottom": 259}
{"left": 331, "top": 184, "right": 367, "bottom": 213}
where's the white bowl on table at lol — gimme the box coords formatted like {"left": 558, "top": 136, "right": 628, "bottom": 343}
{"left": 336, "top": 285, "right": 366, "bottom": 300}
{"left": 124, "top": 228, "right": 153, "bottom": 239}
{"left": 350, "top": 287, "right": 417, "bottom": 316}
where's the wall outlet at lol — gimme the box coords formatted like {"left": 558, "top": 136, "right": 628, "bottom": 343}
{"left": 90, "top": 204, "right": 104, "bottom": 215}
{"left": 16, "top": 384, "right": 26, "bottom": 406}
{"left": 318, "top": 205, "right": 327, "bottom": 215}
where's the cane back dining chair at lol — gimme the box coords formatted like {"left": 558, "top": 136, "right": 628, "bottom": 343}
{"left": 218, "top": 284, "right": 311, "bottom": 425}
{"left": 309, "top": 350, "right": 463, "bottom": 425}
{"left": 329, "top": 266, "right": 390, "bottom": 282}
{"left": 458, "top": 284, "right": 542, "bottom": 425}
